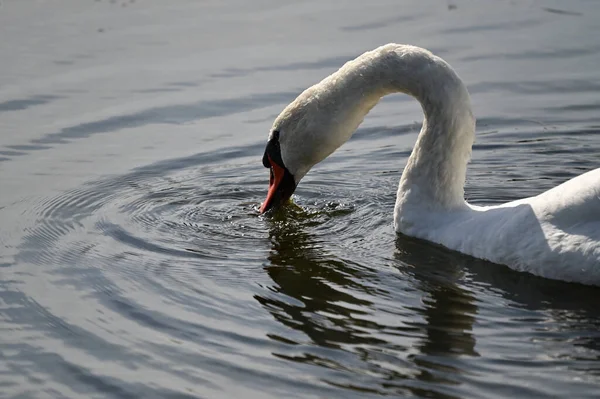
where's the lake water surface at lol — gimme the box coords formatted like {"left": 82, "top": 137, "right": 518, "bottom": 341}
{"left": 1, "top": 1, "right": 599, "bottom": 398}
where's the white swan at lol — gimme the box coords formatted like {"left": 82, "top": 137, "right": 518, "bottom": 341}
{"left": 260, "top": 43, "right": 600, "bottom": 286}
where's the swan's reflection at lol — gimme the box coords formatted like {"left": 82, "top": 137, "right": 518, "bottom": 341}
{"left": 258, "top": 207, "right": 600, "bottom": 396}
{"left": 395, "top": 234, "right": 600, "bottom": 365}
{"left": 256, "top": 209, "right": 479, "bottom": 397}
{"left": 394, "top": 235, "right": 478, "bottom": 358}
{"left": 257, "top": 211, "right": 384, "bottom": 348}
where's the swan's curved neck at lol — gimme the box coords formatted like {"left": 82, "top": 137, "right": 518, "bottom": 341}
{"left": 274, "top": 45, "right": 475, "bottom": 209}
{"left": 388, "top": 52, "right": 475, "bottom": 210}
{"left": 329, "top": 45, "right": 475, "bottom": 210}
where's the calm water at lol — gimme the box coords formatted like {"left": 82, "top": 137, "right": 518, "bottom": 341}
{"left": 1, "top": 1, "right": 600, "bottom": 398}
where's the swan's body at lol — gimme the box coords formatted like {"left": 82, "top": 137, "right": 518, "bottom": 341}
{"left": 260, "top": 43, "right": 600, "bottom": 286}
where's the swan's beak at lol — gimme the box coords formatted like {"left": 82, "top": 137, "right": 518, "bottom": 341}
{"left": 260, "top": 156, "right": 296, "bottom": 213}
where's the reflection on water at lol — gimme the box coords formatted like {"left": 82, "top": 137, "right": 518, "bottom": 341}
{"left": 257, "top": 207, "right": 483, "bottom": 397}
{"left": 261, "top": 208, "right": 382, "bottom": 348}
{"left": 395, "top": 237, "right": 479, "bottom": 362}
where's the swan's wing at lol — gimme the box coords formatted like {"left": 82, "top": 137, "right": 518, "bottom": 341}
{"left": 459, "top": 169, "right": 600, "bottom": 283}
{"left": 531, "top": 168, "right": 600, "bottom": 235}
{"left": 517, "top": 168, "right": 600, "bottom": 283}
{"left": 403, "top": 168, "right": 600, "bottom": 284}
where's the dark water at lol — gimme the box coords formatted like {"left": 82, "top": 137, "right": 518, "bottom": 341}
{"left": 1, "top": 1, "right": 600, "bottom": 398}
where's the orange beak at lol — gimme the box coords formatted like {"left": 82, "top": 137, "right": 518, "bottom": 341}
{"left": 260, "top": 156, "right": 285, "bottom": 213}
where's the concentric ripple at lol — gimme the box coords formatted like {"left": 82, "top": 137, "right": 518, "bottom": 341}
{"left": 0, "top": 143, "right": 403, "bottom": 397}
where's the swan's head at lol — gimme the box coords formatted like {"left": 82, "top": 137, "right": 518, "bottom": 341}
{"left": 260, "top": 90, "right": 345, "bottom": 213}
{"left": 259, "top": 59, "right": 384, "bottom": 213}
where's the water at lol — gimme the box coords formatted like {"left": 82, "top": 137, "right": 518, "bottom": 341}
{"left": 1, "top": 0, "right": 599, "bottom": 397}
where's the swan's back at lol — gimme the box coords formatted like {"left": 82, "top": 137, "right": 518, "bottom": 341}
{"left": 533, "top": 168, "right": 600, "bottom": 231}
{"left": 527, "top": 168, "right": 600, "bottom": 282}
